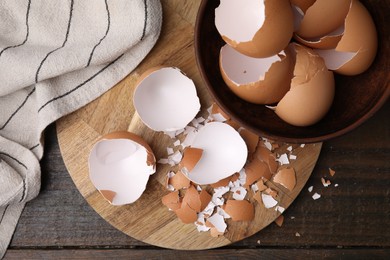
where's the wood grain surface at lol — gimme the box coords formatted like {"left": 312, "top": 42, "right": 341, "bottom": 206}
{"left": 54, "top": 0, "right": 322, "bottom": 250}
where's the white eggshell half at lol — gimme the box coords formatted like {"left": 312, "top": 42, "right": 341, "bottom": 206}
{"left": 184, "top": 122, "right": 248, "bottom": 185}
{"left": 89, "top": 138, "right": 155, "bottom": 205}
{"left": 134, "top": 67, "right": 201, "bottom": 132}
{"left": 215, "top": 0, "right": 265, "bottom": 43}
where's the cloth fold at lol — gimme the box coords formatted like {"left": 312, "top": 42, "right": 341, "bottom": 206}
{"left": 0, "top": 0, "right": 162, "bottom": 258}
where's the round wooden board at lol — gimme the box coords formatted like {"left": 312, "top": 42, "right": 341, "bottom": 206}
{"left": 56, "top": 1, "right": 322, "bottom": 250}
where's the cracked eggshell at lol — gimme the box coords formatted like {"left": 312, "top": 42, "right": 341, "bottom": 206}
{"left": 219, "top": 44, "right": 294, "bottom": 104}
{"left": 88, "top": 131, "right": 156, "bottom": 206}
{"left": 215, "top": 0, "right": 294, "bottom": 58}
{"left": 296, "top": 0, "right": 351, "bottom": 39}
{"left": 290, "top": 0, "right": 316, "bottom": 13}
{"left": 315, "top": 0, "right": 377, "bottom": 75}
{"left": 294, "top": 25, "right": 344, "bottom": 49}
{"left": 183, "top": 122, "right": 248, "bottom": 185}
{"left": 133, "top": 67, "right": 201, "bottom": 132}
{"left": 275, "top": 44, "right": 335, "bottom": 126}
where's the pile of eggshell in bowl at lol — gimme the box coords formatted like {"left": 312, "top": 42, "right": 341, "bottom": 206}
{"left": 216, "top": 0, "right": 377, "bottom": 126}
{"left": 87, "top": 0, "right": 378, "bottom": 237}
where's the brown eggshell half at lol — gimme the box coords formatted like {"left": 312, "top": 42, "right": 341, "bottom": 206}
{"left": 222, "top": 200, "right": 255, "bottom": 221}
{"left": 275, "top": 44, "right": 335, "bottom": 127}
{"left": 220, "top": 45, "right": 294, "bottom": 105}
{"left": 332, "top": 0, "right": 377, "bottom": 75}
{"left": 221, "top": 0, "right": 294, "bottom": 58}
{"left": 296, "top": 0, "right": 351, "bottom": 39}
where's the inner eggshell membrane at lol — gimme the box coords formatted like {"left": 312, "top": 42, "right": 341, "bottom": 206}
{"left": 215, "top": 0, "right": 265, "bottom": 43}
{"left": 183, "top": 122, "right": 248, "bottom": 185}
{"left": 134, "top": 67, "right": 200, "bottom": 132}
{"left": 220, "top": 44, "right": 293, "bottom": 104}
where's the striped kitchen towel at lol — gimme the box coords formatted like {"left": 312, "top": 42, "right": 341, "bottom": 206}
{"left": 0, "top": 0, "right": 162, "bottom": 257}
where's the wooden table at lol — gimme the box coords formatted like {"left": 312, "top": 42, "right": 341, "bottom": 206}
{"left": 3, "top": 101, "right": 388, "bottom": 259}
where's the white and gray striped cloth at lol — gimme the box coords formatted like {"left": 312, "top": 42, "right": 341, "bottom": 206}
{"left": 0, "top": 0, "right": 162, "bottom": 257}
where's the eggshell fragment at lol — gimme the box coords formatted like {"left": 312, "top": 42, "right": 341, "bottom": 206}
{"left": 162, "top": 191, "right": 182, "bottom": 211}
{"left": 169, "top": 171, "right": 191, "bottom": 190}
{"left": 315, "top": 0, "right": 377, "bottom": 75}
{"left": 275, "top": 44, "right": 335, "bottom": 126}
{"left": 222, "top": 200, "right": 254, "bottom": 221}
{"left": 183, "top": 122, "right": 248, "bottom": 185}
{"left": 199, "top": 190, "right": 212, "bottom": 212}
{"left": 180, "top": 147, "right": 203, "bottom": 173}
{"left": 244, "top": 158, "right": 272, "bottom": 187}
{"left": 220, "top": 44, "right": 293, "bottom": 104}
{"left": 262, "top": 193, "right": 278, "bottom": 208}
{"left": 273, "top": 168, "right": 296, "bottom": 191}
{"left": 175, "top": 203, "right": 198, "bottom": 224}
{"left": 215, "top": 0, "right": 294, "bottom": 58}
{"left": 274, "top": 214, "right": 284, "bottom": 227}
{"left": 182, "top": 185, "right": 202, "bottom": 212}
{"left": 133, "top": 67, "right": 200, "bottom": 131}
{"left": 296, "top": 0, "right": 351, "bottom": 39}
{"left": 88, "top": 132, "right": 156, "bottom": 205}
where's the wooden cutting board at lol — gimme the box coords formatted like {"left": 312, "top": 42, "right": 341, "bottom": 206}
{"left": 56, "top": 0, "right": 322, "bottom": 250}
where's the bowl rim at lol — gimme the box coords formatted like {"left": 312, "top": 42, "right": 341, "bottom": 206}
{"left": 194, "top": 0, "right": 390, "bottom": 143}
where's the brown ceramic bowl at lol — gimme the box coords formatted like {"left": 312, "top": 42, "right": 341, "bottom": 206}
{"left": 195, "top": 0, "right": 390, "bottom": 143}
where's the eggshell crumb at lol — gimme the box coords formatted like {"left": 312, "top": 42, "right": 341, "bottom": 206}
{"left": 329, "top": 168, "right": 336, "bottom": 176}
{"left": 261, "top": 193, "right": 278, "bottom": 208}
{"left": 312, "top": 192, "right": 321, "bottom": 200}
{"left": 274, "top": 214, "right": 284, "bottom": 227}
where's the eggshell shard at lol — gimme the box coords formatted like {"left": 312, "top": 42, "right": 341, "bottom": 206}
{"left": 220, "top": 44, "right": 294, "bottom": 104}
{"left": 222, "top": 200, "right": 254, "bottom": 221}
{"left": 183, "top": 122, "right": 248, "bottom": 185}
{"left": 215, "top": 0, "right": 294, "bottom": 58}
{"left": 273, "top": 168, "right": 296, "bottom": 191}
{"left": 88, "top": 132, "right": 156, "bottom": 205}
{"left": 275, "top": 44, "right": 335, "bottom": 127}
{"left": 294, "top": 25, "right": 344, "bottom": 50}
{"left": 180, "top": 147, "right": 203, "bottom": 173}
{"left": 296, "top": 0, "right": 351, "bottom": 39}
{"left": 133, "top": 67, "right": 201, "bottom": 132}
{"left": 162, "top": 191, "right": 182, "bottom": 211}
{"left": 315, "top": 0, "right": 377, "bottom": 75}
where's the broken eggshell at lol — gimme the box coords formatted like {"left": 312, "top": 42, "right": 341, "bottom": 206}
{"left": 275, "top": 44, "right": 335, "bottom": 126}
{"left": 295, "top": 0, "right": 351, "bottom": 39}
{"left": 314, "top": 0, "right": 378, "bottom": 75}
{"left": 133, "top": 67, "right": 201, "bottom": 132}
{"left": 88, "top": 131, "right": 156, "bottom": 206}
{"left": 181, "top": 122, "right": 248, "bottom": 185}
{"left": 215, "top": 0, "right": 294, "bottom": 58}
{"left": 219, "top": 44, "right": 293, "bottom": 104}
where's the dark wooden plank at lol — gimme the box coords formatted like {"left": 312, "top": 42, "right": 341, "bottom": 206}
{"left": 4, "top": 249, "right": 390, "bottom": 259}
{"left": 10, "top": 101, "right": 389, "bottom": 248}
